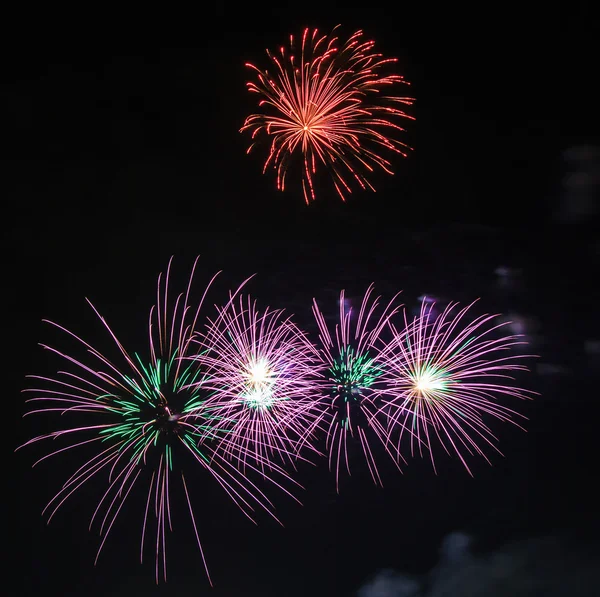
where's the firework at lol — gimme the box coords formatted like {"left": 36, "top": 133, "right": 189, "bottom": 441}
{"left": 378, "top": 300, "right": 536, "bottom": 475}
{"left": 241, "top": 25, "right": 414, "bottom": 203}
{"left": 312, "top": 285, "right": 404, "bottom": 491}
{"left": 18, "top": 258, "right": 287, "bottom": 584}
{"left": 188, "top": 294, "right": 324, "bottom": 474}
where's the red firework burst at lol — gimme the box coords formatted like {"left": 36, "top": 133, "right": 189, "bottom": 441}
{"left": 241, "top": 26, "right": 415, "bottom": 203}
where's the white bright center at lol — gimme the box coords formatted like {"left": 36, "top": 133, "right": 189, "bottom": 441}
{"left": 414, "top": 371, "right": 444, "bottom": 393}
{"left": 248, "top": 360, "right": 272, "bottom": 385}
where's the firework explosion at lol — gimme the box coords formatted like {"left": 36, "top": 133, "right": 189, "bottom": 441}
{"left": 378, "top": 300, "right": 536, "bottom": 475}
{"left": 188, "top": 294, "right": 324, "bottom": 475}
{"left": 312, "top": 285, "right": 405, "bottom": 491}
{"left": 19, "top": 254, "right": 538, "bottom": 585}
{"left": 18, "top": 258, "right": 287, "bottom": 584}
{"left": 241, "top": 25, "right": 415, "bottom": 203}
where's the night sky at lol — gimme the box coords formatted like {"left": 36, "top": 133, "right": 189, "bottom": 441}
{"left": 9, "top": 3, "right": 600, "bottom": 596}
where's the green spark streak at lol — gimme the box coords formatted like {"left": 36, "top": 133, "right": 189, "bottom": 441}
{"left": 180, "top": 433, "right": 210, "bottom": 464}
{"left": 166, "top": 444, "right": 172, "bottom": 470}
{"left": 93, "top": 350, "right": 222, "bottom": 469}
{"left": 330, "top": 346, "right": 382, "bottom": 402}
{"left": 242, "top": 387, "right": 276, "bottom": 410}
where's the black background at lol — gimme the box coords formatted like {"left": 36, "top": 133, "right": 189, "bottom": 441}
{"left": 8, "top": 2, "right": 599, "bottom": 595}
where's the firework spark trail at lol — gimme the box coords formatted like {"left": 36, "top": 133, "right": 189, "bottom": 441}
{"left": 17, "top": 257, "right": 291, "bottom": 584}
{"left": 187, "top": 294, "right": 326, "bottom": 477}
{"left": 377, "top": 300, "right": 537, "bottom": 475}
{"left": 241, "top": 25, "right": 415, "bottom": 203}
{"left": 312, "top": 285, "right": 406, "bottom": 491}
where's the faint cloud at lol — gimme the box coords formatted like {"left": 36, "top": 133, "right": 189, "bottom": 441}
{"left": 356, "top": 532, "right": 598, "bottom": 597}
{"left": 558, "top": 144, "right": 600, "bottom": 223}
{"left": 357, "top": 569, "right": 421, "bottom": 597}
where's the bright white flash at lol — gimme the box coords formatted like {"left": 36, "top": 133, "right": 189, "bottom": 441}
{"left": 413, "top": 369, "right": 446, "bottom": 394}
{"left": 248, "top": 360, "right": 273, "bottom": 385}
{"left": 243, "top": 359, "right": 276, "bottom": 409}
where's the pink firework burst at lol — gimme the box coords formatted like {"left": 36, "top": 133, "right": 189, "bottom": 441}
{"left": 378, "top": 300, "right": 537, "bottom": 475}
{"left": 312, "top": 285, "right": 405, "bottom": 491}
{"left": 18, "top": 258, "right": 289, "bottom": 584}
{"left": 241, "top": 25, "right": 415, "bottom": 203}
{"left": 188, "top": 294, "right": 325, "bottom": 476}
